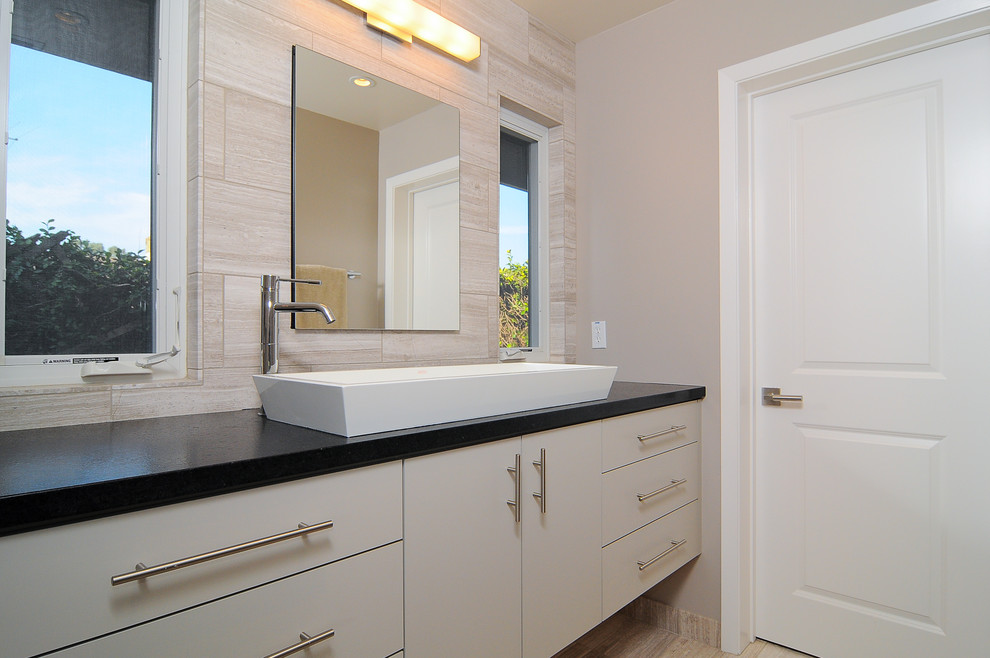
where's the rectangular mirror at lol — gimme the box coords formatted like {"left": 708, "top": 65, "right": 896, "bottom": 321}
{"left": 291, "top": 46, "right": 460, "bottom": 330}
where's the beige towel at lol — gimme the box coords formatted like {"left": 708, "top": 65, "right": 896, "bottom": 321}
{"left": 295, "top": 265, "right": 348, "bottom": 329}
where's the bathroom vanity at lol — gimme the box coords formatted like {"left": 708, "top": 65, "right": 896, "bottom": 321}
{"left": 0, "top": 381, "right": 704, "bottom": 657}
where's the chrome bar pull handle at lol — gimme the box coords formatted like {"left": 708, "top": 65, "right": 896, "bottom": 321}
{"left": 637, "top": 539, "right": 688, "bottom": 571}
{"left": 507, "top": 453, "right": 522, "bottom": 523}
{"left": 263, "top": 628, "right": 335, "bottom": 658}
{"left": 637, "top": 425, "right": 687, "bottom": 442}
{"left": 532, "top": 448, "right": 547, "bottom": 514}
{"left": 636, "top": 478, "right": 688, "bottom": 503}
{"left": 762, "top": 387, "right": 804, "bottom": 406}
{"left": 111, "top": 520, "right": 334, "bottom": 586}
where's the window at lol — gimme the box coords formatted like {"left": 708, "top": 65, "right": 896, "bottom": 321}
{"left": 499, "top": 108, "right": 548, "bottom": 361}
{"left": 1, "top": 0, "right": 186, "bottom": 385}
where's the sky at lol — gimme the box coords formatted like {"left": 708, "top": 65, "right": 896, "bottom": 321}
{"left": 5, "top": 46, "right": 152, "bottom": 254}
{"left": 499, "top": 184, "right": 529, "bottom": 269}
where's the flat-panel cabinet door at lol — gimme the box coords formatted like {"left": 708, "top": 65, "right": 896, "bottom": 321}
{"left": 51, "top": 542, "right": 404, "bottom": 658}
{"left": 404, "top": 438, "right": 522, "bottom": 658}
{"left": 522, "top": 422, "right": 602, "bottom": 658}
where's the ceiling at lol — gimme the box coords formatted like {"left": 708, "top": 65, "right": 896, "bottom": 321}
{"left": 510, "top": 0, "right": 677, "bottom": 42}
{"left": 13, "top": 0, "right": 155, "bottom": 81}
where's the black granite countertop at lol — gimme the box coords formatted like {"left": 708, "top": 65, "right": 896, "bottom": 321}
{"left": 0, "top": 381, "right": 704, "bottom": 537}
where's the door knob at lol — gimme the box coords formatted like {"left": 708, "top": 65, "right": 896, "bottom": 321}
{"left": 762, "top": 387, "right": 804, "bottom": 406}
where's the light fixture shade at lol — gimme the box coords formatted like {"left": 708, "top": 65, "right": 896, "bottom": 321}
{"left": 340, "top": 0, "right": 481, "bottom": 62}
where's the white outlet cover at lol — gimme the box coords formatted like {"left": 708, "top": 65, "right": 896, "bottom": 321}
{"left": 592, "top": 321, "right": 607, "bottom": 349}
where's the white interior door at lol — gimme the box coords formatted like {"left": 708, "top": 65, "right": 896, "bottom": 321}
{"left": 411, "top": 179, "right": 459, "bottom": 328}
{"left": 753, "top": 34, "right": 990, "bottom": 657}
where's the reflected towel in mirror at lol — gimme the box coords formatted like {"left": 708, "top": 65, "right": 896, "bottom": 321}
{"left": 295, "top": 264, "right": 348, "bottom": 329}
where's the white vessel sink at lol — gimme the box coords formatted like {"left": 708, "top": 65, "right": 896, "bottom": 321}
{"left": 253, "top": 363, "right": 617, "bottom": 437}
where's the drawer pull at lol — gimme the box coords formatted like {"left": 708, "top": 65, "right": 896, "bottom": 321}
{"left": 263, "top": 628, "right": 335, "bottom": 658}
{"left": 637, "top": 538, "right": 688, "bottom": 571}
{"left": 507, "top": 453, "right": 522, "bottom": 523}
{"left": 532, "top": 447, "right": 547, "bottom": 514}
{"left": 637, "top": 425, "right": 687, "bottom": 442}
{"left": 110, "top": 519, "right": 334, "bottom": 586}
{"left": 636, "top": 478, "right": 688, "bottom": 503}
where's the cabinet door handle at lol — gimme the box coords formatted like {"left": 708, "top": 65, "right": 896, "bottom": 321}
{"left": 637, "top": 425, "right": 687, "bottom": 442}
{"left": 532, "top": 447, "right": 547, "bottom": 514}
{"left": 636, "top": 478, "right": 687, "bottom": 503}
{"left": 110, "top": 520, "right": 334, "bottom": 586}
{"left": 637, "top": 539, "right": 688, "bottom": 571}
{"left": 507, "top": 453, "right": 522, "bottom": 523}
{"left": 263, "top": 628, "right": 335, "bottom": 658}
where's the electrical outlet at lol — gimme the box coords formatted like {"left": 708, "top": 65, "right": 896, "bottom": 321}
{"left": 591, "top": 321, "right": 607, "bottom": 349}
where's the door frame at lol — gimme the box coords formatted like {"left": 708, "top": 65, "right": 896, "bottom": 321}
{"left": 717, "top": 1, "right": 990, "bottom": 653}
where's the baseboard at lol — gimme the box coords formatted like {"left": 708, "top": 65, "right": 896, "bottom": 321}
{"left": 620, "top": 596, "right": 721, "bottom": 649}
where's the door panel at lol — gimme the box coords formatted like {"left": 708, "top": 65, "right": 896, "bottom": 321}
{"left": 801, "top": 427, "right": 941, "bottom": 619}
{"left": 753, "top": 34, "right": 990, "bottom": 657}
{"left": 794, "top": 85, "right": 938, "bottom": 370}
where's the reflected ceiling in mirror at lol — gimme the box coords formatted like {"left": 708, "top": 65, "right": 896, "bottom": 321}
{"left": 292, "top": 46, "right": 460, "bottom": 331}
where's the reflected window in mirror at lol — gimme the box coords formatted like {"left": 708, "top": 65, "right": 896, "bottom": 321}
{"left": 291, "top": 46, "right": 460, "bottom": 331}
{"left": 0, "top": 0, "right": 186, "bottom": 386}
{"left": 499, "top": 109, "right": 548, "bottom": 361}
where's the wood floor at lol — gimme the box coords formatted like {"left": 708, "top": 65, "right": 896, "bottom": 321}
{"left": 554, "top": 613, "right": 812, "bottom": 658}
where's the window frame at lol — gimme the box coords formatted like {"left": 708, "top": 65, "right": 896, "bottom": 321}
{"left": 0, "top": 0, "right": 187, "bottom": 386}
{"left": 498, "top": 108, "right": 549, "bottom": 363}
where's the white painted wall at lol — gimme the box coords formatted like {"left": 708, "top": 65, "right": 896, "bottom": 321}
{"left": 575, "top": 0, "right": 936, "bottom": 621}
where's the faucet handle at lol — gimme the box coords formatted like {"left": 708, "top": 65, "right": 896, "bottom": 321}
{"left": 261, "top": 275, "right": 323, "bottom": 291}
{"left": 280, "top": 277, "right": 322, "bottom": 286}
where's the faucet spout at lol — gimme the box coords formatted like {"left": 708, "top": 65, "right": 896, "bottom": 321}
{"left": 273, "top": 301, "right": 336, "bottom": 325}
{"left": 261, "top": 275, "right": 336, "bottom": 375}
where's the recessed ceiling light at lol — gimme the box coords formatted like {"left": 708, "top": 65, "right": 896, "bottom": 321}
{"left": 349, "top": 76, "right": 376, "bottom": 88}
{"left": 54, "top": 9, "right": 88, "bottom": 26}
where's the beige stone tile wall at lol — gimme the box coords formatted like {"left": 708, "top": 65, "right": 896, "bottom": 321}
{"left": 1, "top": 0, "right": 578, "bottom": 431}
{"left": 622, "top": 596, "right": 722, "bottom": 649}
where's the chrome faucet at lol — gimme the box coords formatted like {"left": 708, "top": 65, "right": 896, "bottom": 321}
{"left": 261, "top": 274, "right": 335, "bottom": 374}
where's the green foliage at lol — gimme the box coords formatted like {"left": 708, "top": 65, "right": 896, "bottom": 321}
{"left": 5, "top": 219, "right": 152, "bottom": 355}
{"left": 499, "top": 250, "right": 529, "bottom": 348}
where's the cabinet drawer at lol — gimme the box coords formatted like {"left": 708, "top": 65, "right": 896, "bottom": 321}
{"left": 602, "top": 500, "right": 701, "bottom": 619}
{"left": 0, "top": 461, "right": 402, "bottom": 658}
{"left": 52, "top": 541, "right": 404, "bottom": 657}
{"left": 602, "top": 402, "right": 700, "bottom": 472}
{"left": 602, "top": 442, "right": 700, "bottom": 546}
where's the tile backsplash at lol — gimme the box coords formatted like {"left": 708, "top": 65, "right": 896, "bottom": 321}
{"left": 1, "top": 0, "right": 577, "bottom": 431}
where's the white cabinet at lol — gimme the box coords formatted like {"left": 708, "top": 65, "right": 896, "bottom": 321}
{"left": 50, "top": 541, "right": 404, "bottom": 657}
{"left": 600, "top": 402, "right": 703, "bottom": 619}
{"left": 522, "top": 423, "right": 603, "bottom": 658}
{"left": 602, "top": 442, "right": 700, "bottom": 546}
{"left": 602, "top": 402, "right": 700, "bottom": 472}
{"left": 404, "top": 422, "right": 602, "bottom": 658}
{"left": 403, "top": 437, "right": 522, "bottom": 657}
{"left": 602, "top": 500, "right": 701, "bottom": 617}
{"left": 1, "top": 398, "right": 702, "bottom": 658}
{"left": 0, "top": 462, "right": 402, "bottom": 657}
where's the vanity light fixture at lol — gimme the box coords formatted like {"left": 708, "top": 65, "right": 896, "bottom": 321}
{"left": 338, "top": 0, "right": 481, "bottom": 62}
